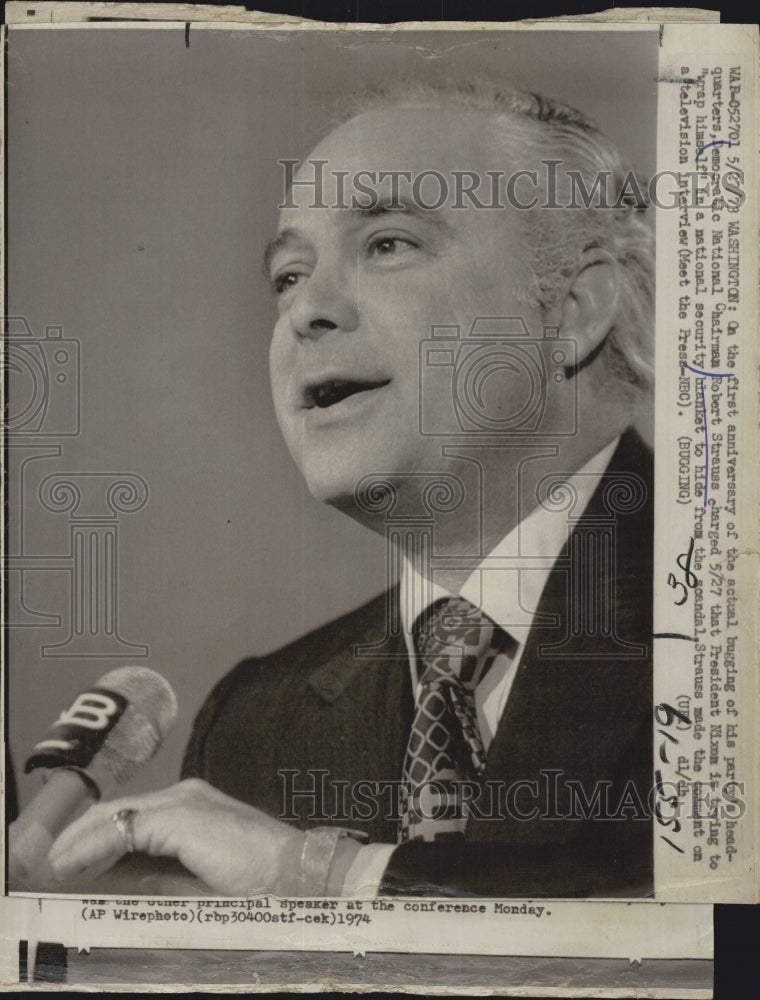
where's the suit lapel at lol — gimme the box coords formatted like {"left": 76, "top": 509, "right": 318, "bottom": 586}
{"left": 307, "top": 585, "right": 408, "bottom": 703}
{"left": 475, "top": 429, "right": 654, "bottom": 841}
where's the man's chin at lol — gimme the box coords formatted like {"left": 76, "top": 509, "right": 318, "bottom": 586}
{"left": 305, "top": 477, "right": 355, "bottom": 510}
{"left": 302, "top": 464, "right": 396, "bottom": 528}
{"left": 298, "top": 461, "right": 357, "bottom": 506}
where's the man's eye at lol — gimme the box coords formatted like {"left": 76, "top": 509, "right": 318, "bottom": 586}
{"left": 366, "top": 235, "right": 419, "bottom": 257}
{"left": 272, "top": 272, "right": 301, "bottom": 295}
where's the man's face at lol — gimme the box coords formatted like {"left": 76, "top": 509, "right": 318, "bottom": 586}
{"left": 267, "top": 108, "right": 547, "bottom": 512}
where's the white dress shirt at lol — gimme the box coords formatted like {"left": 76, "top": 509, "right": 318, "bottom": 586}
{"left": 342, "top": 438, "right": 620, "bottom": 895}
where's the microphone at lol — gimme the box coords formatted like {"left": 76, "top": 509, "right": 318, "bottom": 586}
{"left": 9, "top": 667, "right": 177, "bottom": 891}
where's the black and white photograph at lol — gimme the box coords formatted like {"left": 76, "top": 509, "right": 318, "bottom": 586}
{"left": 7, "top": 17, "right": 660, "bottom": 901}
{"left": 4, "top": 3, "right": 758, "bottom": 994}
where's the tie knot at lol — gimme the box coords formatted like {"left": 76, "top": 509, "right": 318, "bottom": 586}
{"left": 413, "top": 596, "right": 506, "bottom": 689}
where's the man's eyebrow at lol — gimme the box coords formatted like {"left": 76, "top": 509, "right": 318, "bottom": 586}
{"left": 262, "top": 228, "right": 301, "bottom": 278}
{"left": 348, "top": 198, "right": 455, "bottom": 235}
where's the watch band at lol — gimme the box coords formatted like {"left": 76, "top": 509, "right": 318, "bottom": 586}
{"left": 298, "top": 827, "right": 368, "bottom": 897}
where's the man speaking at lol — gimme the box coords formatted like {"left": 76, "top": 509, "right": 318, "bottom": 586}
{"left": 47, "top": 81, "right": 655, "bottom": 898}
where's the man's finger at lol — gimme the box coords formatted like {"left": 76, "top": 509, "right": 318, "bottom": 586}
{"left": 48, "top": 810, "right": 130, "bottom": 882}
{"left": 48, "top": 797, "right": 171, "bottom": 882}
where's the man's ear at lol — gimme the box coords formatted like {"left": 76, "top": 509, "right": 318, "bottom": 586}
{"left": 550, "top": 249, "right": 620, "bottom": 367}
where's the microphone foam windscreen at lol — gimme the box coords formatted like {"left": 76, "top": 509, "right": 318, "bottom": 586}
{"left": 86, "top": 667, "right": 178, "bottom": 793}
{"left": 98, "top": 666, "right": 178, "bottom": 741}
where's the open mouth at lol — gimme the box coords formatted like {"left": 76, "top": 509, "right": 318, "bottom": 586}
{"left": 304, "top": 378, "right": 391, "bottom": 409}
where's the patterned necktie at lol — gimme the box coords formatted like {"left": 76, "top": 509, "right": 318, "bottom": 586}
{"left": 399, "top": 596, "right": 509, "bottom": 842}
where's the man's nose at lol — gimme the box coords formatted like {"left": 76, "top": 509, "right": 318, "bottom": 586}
{"left": 288, "top": 263, "right": 360, "bottom": 339}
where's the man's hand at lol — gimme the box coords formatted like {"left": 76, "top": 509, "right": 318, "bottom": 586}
{"left": 47, "top": 778, "right": 304, "bottom": 896}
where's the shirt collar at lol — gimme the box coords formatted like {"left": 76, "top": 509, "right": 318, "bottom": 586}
{"left": 399, "top": 437, "right": 620, "bottom": 655}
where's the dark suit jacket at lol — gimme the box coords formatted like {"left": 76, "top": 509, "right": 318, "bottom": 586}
{"left": 183, "top": 429, "right": 654, "bottom": 898}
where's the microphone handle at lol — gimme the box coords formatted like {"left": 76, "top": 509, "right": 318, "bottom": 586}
{"left": 9, "top": 769, "right": 94, "bottom": 891}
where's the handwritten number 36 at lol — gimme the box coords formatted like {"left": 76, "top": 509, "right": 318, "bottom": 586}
{"left": 667, "top": 537, "right": 698, "bottom": 606}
